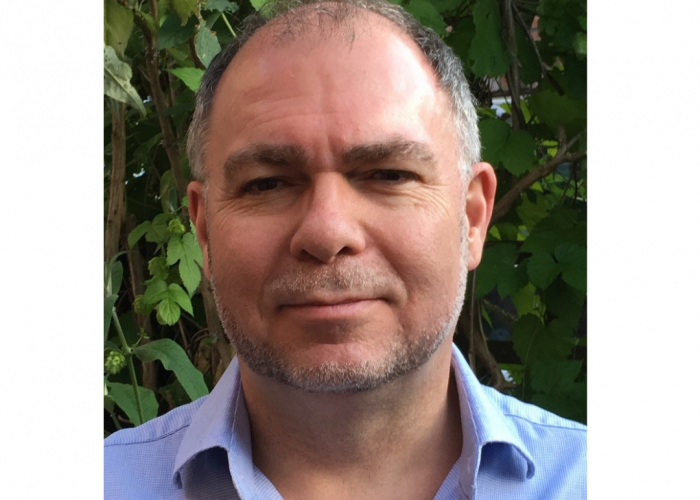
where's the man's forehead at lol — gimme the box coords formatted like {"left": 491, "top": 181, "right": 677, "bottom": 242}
{"left": 214, "top": 8, "right": 440, "bottom": 104}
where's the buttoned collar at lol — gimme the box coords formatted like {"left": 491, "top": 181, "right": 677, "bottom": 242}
{"left": 172, "top": 344, "right": 536, "bottom": 497}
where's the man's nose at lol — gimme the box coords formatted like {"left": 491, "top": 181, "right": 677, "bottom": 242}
{"left": 289, "top": 173, "right": 366, "bottom": 263}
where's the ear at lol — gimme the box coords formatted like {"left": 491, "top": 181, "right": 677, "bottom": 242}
{"left": 465, "top": 162, "right": 497, "bottom": 270}
{"left": 187, "top": 181, "right": 210, "bottom": 280}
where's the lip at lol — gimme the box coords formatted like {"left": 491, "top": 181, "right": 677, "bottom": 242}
{"left": 279, "top": 298, "right": 380, "bottom": 320}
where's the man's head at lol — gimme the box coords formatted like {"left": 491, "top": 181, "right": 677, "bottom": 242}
{"left": 187, "top": 0, "right": 496, "bottom": 393}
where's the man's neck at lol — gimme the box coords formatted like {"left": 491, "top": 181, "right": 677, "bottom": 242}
{"left": 239, "top": 340, "right": 463, "bottom": 500}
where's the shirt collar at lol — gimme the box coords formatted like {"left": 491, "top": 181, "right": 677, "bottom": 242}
{"left": 450, "top": 343, "right": 535, "bottom": 495}
{"left": 172, "top": 345, "right": 536, "bottom": 495}
{"left": 172, "top": 356, "right": 258, "bottom": 498}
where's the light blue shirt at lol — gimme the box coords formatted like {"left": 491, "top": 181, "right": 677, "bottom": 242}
{"left": 104, "top": 344, "right": 586, "bottom": 499}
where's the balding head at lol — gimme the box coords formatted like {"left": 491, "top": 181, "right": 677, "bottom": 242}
{"left": 186, "top": 0, "right": 481, "bottom": 185}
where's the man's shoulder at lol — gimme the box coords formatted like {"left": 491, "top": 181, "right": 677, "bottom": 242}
{"left": 104, "top": 396, "right": 210, "bottom": 499}
{"left": 475, "top": 383, "right": 586, "bottom": 498}
{"left": 104, "top": 395, "right": 207, "bottom": 449}
{"left": 482, "top": 383, "right": 587, "bottom": 435}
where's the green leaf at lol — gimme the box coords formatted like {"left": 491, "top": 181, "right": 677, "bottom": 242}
{"left": 528, "top": 90, "right": 586, "bottom": 134}
{"left": 107, "top": 382, "right": 158, "bottom": 425}
{"left": 148, "top": 256, "right": 169, "bottom": 281}
{"left": 146, "top": 213, "right": 173, "bottom": 244}
{"left": 105, "top": 260, "right": 123, "bottom": 296}
{"left": 516, "top": 192, "right": 550, "bottom": 228}
{"left": 474, "top": 243, "right": 519, "bottom": 299}
{"left": 430, "top": 0, "right": 464, "bottom": 13}
{"left": 469, "top": 0, "right": 510, "bottom": 77}
{"left": 555, "top": 242, "right": 587, "bottom": 292}
{"left": 104, "top": 46, "right": 147, "bottom": 117}
{"left": 530, "top": 359, "right": 582, "bottom": 395}
{"left": 521, "top": 207, "right": 581, "bottom": 254}
{"left": 182, "top": 232, "right": 204, "bottom": 266}
{"left": 157, "top": 296, "right": 182, "bottom": 325}
{"left": 563, "top": 54, "right": 587, "bottom": 101}
{"left": 493, "top": 222, "right": 519, "bottom": 241}
{"left": 543, "top": 278, "right": 585, "bottom": 329}
{"left": 154, "top": 283, "right": 193, "bottom": 325}
{"left": 527, "top": 252, "right": 560, "bottom": 290}
{"left": 499, "top": 130, "right": 536, "bottom": 175}
{"left": 512, "top": 315, "right": 574, "bottom": 365}
{"left": 167, "top": 67, "right": 205, "bottom": 92}
{"left": 205, "top": 0, "right": 239, "bottom": 13}
{"left": 195, "top": 24, "right": 221, "bottom": 68}
{"left": 447, "top": 17, "right": 476, "bottom": 74}
{"left": 572, "top": 31, "right": 586, "bottom": 58}
{"left": 511, "top": 283, "right": 539, "bottom": 317}
{"left": 133, "top": 338, "right": 209, "bottom": 401}
{"left": 179, "top": 256, "right": 201, "bottom": 296}
{"left": 170, "top": 0, "right": 200, "bottom": 24}
{"left": 180, "top": 233, "right": 203, "bottom": 294}
{"left": 167, "top": 233, "right": 185, "bottom": 266}
{"left": 515, "top": 28, "right": 540, "bottom": 85}
{"left": 478, "top": 118, "right": 510, "bottom": 166}
{"left": 104, "top": 0, "right": 134, "bottom": 57}
{"left": 104, "top": 294, "right": 118, "bottom": 339}
{"left": 249, "top": 0, "right": 268, "bottom": 10}
{"left": 404, "top": 0, "right": 446, "bottom": 35}
{"left": 168, "top": 283, "right": 194, "bottom": 315}
{"left": 498, "top": 263, "right": 529, "bottom": 298}
{"left": 128, "top": 221, "right": 151, "bottom": 248}
{"left": 156, "top": 12, "right": 197, "bottom": 50}
{"left": 143, "top": 279, "right": 169, "bottom": 306}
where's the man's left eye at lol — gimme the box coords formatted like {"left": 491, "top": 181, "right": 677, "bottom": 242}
{"left": 370, "top": 170, "right": 417, "bottom": 182}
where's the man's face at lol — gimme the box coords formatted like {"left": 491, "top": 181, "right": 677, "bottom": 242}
{"left": 189, "top": 17, "right": 478, "bottom": 392}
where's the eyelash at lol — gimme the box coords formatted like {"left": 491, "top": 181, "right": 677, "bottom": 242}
{"left": 369, "top": 169, "right": 418, "bottom": 182}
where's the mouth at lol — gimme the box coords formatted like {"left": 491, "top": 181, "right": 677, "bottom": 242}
{"left": 279, "top": 297, "right": 382, "bottom": 320}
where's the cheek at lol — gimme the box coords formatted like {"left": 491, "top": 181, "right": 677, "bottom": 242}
{"left": 209, "top": 215, "right": 289, "bottom": 311}
{"left": 376, "top": 209, "right": 463, "bottom": 312}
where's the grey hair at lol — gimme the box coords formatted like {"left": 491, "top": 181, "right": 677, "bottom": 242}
{"left": 186, "top": 0, "right": 481, "bottom": 184}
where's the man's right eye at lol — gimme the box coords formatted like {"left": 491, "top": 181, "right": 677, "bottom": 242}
{"left": 242, "top": 178, "right": 283, "bottom": 194}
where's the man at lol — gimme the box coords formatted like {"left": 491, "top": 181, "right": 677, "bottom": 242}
{"left": 104, "top": 0, "right": 586, "bottom": 498}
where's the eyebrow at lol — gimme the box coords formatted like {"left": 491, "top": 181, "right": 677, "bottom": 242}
{"left": 223, "top": 144, "right": 310, "bottom": 183}
{"left": 341, "top": 140, "right": 436, "bottom": 169}
{"left": 222, "top": 139, "right": 436, "bottom": 183}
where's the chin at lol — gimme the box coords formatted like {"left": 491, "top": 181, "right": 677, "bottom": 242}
{"left": 230, "top": 321, "right": 450, "bottom": 394}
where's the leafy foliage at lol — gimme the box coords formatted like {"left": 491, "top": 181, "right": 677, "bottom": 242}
{"left": 104, "top": 0, "right": 587, "bottom": 434}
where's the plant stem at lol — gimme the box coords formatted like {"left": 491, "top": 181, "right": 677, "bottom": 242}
{"left": 110, "top": 411, "right": 123, "bottom": 430}
{"left": 112, "top": 308, "right": 145, "bottom": 424}
{"left": 222, "top": 13, "right": 236, "bottom": 37}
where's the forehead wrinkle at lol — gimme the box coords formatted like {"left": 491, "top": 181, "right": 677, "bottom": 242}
{"left": 342, "top": 140, "right": 437, "bottom": 169}
{"left": 223, "top": 143, "right": 310, "bottom": 183}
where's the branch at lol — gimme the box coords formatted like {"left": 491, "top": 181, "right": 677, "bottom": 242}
{"left": 501, "top": 0, "right": 526, "bottom": 130}
{"left": 132, "top": 8, "right": 190, "bottom": 211}
{"left": 490, "top": 130, "right": 586, "bottom": 225}
{"left": 511, "top": 3, "right": 565, "bottom": 96}
{"left": 475, "top": 301, "right": 517, "bottom": 391}
{"left": 105, "top": 100, "right": 127, "bottom": 261}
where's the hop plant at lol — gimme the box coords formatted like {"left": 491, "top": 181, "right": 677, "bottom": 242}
{"left": 168, "top": 218, "right": 186, "bottom": 235}
{"left": 105, "top": 350, "right": 126, "bottom": 375}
